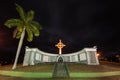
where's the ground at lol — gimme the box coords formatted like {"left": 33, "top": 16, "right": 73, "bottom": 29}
{"left": 0, "top": 61, "right": 120, "bottom": 80}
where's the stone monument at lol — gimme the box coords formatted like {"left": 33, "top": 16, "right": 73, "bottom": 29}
{"left": 53, "top": 39, "right": 69, "bottom": 78}
{"left": 23, "top": 40, "right": 99, "bottom": 66}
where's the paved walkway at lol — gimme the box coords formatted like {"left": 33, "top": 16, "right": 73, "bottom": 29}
{"left": 52, "top": 63, "right": 69, "bottom": 78}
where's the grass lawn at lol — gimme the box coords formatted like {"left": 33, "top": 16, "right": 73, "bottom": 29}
{"left": 0, "top": 63, "right": 54, "bottom": 72}
{"left": 0, "top": 61, "right": 120, "bottom": 80}
{"left": 68, "top": 62, "right": 120, "bottom": 72}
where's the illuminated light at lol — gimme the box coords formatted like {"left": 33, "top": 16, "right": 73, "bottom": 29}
{"left": 116, "top": 55, "right": 119, "bottom": 58}
{"left": 55, "top": 39, "right": 66, "bottom": 55}
{"left": 97, "top": 53, "right": 100, "bottom": 57}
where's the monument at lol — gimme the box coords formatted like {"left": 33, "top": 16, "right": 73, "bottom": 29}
{"left": 53, "top": 40, "right": 69, "bottom": 77}
{"left": 23, "top": 40, "right": 99, "bottom": 66}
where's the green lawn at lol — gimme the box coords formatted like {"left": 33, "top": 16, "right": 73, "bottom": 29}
{"left": 0, "top": 61, "right": 120, "bottom": 80}
{"left": 68, "top": 64, "right": 119, "bottom": 72}
{"left": 14, "top": 63, "right": 54, "bottom": 72}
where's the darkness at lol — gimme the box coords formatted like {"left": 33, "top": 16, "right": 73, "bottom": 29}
{"left": 0, "top": 0, "right": 120, "bottom": 64}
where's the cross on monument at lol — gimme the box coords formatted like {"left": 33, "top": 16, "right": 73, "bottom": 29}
{"left": 55, "top": 39, "right": 66, "bottom": 55}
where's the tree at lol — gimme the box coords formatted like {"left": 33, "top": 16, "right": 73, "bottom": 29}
{"left": 4, "top": 4, "right": 42, "bottom": 69}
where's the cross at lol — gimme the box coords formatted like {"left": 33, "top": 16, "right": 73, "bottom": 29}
{"left": 55, "top": 39, "right": 66, "bottom": 55}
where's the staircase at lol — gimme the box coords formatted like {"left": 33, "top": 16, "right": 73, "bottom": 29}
{"left": 52, "top": 62, "right": 69, "bottom": 78}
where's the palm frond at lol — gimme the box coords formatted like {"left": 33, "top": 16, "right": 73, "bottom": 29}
{"left": 29, "top": 24, "right": 40, "bottom": 36}
{"left": 31, "top": 21, "right": 42, "bottom": 30}
{"left": 26, "top": 27, "right": 33, "bottom": 42}
{"left": 26, "top": 10, "right": 34, "bottom": 23}
{"left": 15, "top": 3, "right": 25, "bottom": 21}
{"left": 17, "top": 24, "right": 24, "bottom": 32}
{"left": 13, "top": 28, "right": 18, "bottom": 38}
{"left": 4, "top": 19, "right": 22, "bottom": 28}
{"left": 16, "top": 31, "right": 22, "bottom": 39}
{"left": 5, "top": 3, "right": 42, "bottom": 42}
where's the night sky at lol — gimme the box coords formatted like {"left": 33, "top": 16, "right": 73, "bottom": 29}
{"left": 0, "top": 0, "right": 120, "bottom": 63}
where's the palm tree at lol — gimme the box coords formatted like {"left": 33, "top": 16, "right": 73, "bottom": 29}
{"left": 4, "top": 4, "right": 42, "bottom": 69}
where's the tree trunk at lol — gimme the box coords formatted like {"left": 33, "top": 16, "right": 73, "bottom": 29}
{"left": 12, "top": 30, "right": 25, "bottom": 69}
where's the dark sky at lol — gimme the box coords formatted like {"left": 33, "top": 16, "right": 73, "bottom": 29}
{"left": 0, "top": 0, "right": 120, "bottom": 61}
